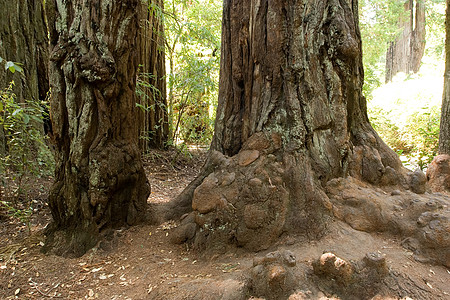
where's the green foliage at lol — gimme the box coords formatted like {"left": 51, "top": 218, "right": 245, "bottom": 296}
{"left": 404, "top": 106, "right": 440, "bottom": 169}
{"left": 136, "top": 70, "right": 167, "bottom": 146}
{"left": 0, "top": 57, "right": 24, "bottom": 74}
{"left": 425, "top": 0, "right": 446, "bottom": 59}
{"left": 369, "top": 99, "right": 441, "bottom": 170}
{"left": 362, "top": 0, "right": 445, "bottom": 170}
{"left": 0, "top": 82, "right": 54, "bottom": 232}
{"left": 368, "top": 106, "right": 411, "bottom": 154}
{"left": 164, "top": 0, "right": 222, "bottom": 145}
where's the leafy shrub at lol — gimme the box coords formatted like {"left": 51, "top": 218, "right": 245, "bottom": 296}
{"left": 369, "top": 104, "right": 440, "bottom": 170}
{"left": 369, "top": 106, "right": 412, "bottom": 154}
{"left": 165, "top": 0, "right": 221, "bottom": 146}
{"left": 0, "top": 82, "right": 54, "bottom": 232}
{"left": 404, "top": 106, "right": 440, "bottom": 169}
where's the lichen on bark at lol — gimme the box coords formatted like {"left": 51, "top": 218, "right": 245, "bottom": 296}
{"left": 44, "top": 0, "right": 150, "bottom": 257}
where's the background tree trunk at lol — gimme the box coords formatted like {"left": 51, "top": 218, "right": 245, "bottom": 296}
{"left": 170, "top": 0, "right": 411, "bottom": 251}
{"left": 385, "top": 0, "right": 426, "bottom": 83}
{"left": 137, "top": 0, "right": 169, "bottom": 151}
{"left": 44, "top": 0, "right": 150, "bottom": 257}
{"left": 0, "top": 0, "right": 49, "bottom": 153}
{"left": 439, "top": 0, "right": 450, "bottom": 154}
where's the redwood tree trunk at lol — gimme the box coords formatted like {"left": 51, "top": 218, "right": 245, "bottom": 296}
{"left": 170, "top": 0, "right": 409, "bottom": 251}
{"left": 44, "top": 0, "right": 150, "bottom": 257}
{"left": 385, "top": 0, "right": 426, "bottom": 83}
{"left": 0, "top": 0, "right": 49, "bottom": 152}
{"left": 137, "top": 0, "right": 169, "bottom": 151}
{"left": 439, "top": 0, "right": 450, "bottom": 154}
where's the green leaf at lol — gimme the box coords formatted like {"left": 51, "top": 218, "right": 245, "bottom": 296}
{"left": 23, "top": 114, "right": 30, "bottom": 124}
{"left": 13, "top": 64, "right": 23, "bottom": 73}
{"left": 12, "top": 108, "right": 22, "bottom": 116}
{"left": 30, "top": 115, "right": 43, "bottom": 123}
{"left": 4, "top": 61, "right": 23, "bottom": 74}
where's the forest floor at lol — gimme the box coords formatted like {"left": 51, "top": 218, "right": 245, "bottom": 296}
{"left": 0, "top": 148, "right": 449, "bottom": 300}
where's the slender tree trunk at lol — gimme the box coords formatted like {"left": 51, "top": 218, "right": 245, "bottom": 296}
{"left": 168, "top": 54, "right": 175, "bottom": 141}
{"left": 385, "top": 0, "right": 426, "bottom": 83}
{"left": 411, "top": 0, "right": 426, "bottom": 73}
{"left": 439, "top": 0, "right": 450, "bottom": 154}
{"left": 0, "top": 0, "right": 49, "bottom": 153}
{"left": 44, "top": 0, "right": 150, "bottom": 257}
{"left": 137, "top": 0, "right": 169, "bottom": 151}
{"left": 169, "top": 0, "right": 412, "bottom": 252}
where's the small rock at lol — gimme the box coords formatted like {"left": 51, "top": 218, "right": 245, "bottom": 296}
{"left": 238, "top": 150, "right": 260, "bottom": 167}
{"left": 268, "top": 265, "right": 286, "bottom": 284}
{"left": 282, "top": 250, "right": 296, "bottom": 267}
{"left": 391, "top": 190, "right": 401, "bottom": 196}
{"left": 362, "top": 252, "right": 388, "bottom": 276}
{"left": 245, "top": 132, "right": 271, "bottom": 151}
{"left": 426, "top": 154, "right": 450, "bottom": 194}
{"left": 288, "top": 291, "right": 308, "bottom": 300}
{"left": 249, "top": 250, "right": 298, "bottom": 299}
{"left": 401, "top": 237, "right": 420, "bottom": 252}
{"left": 220, "top": 172, "right": 236, "bottom": 186}
{"left": 170, "top": 223, "right": 197, "bottom": 244}
{"left": 313, "top": 252, "right": 353, "bottom": 284}
{"left": 409, "top": 168, "right": 427, "bottom": 194}
{"left": 180, "top": 212, "right": 196, "bottom": 225}
{"left": 192, "top": 173, "right": 228, "bottom": 214}
{"left": 249, "top": 178, "right": 263, "bottom": 187}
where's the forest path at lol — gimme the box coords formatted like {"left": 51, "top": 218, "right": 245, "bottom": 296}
{"left": 0, "top": 149, "right": 449, "bottom": 299}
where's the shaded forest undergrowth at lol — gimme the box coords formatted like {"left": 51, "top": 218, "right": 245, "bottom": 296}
{"left": 1, "top": 149, "right": 449, "bottom": 300}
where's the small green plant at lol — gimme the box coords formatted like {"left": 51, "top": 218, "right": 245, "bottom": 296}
{"left": 369, "top": 104, "right": 440, "bottom": 170}
{"left": 368, "top": 106, "right": 411, "bottom": 153}
{"left": 0, "top": 81, "right": 54, "bottom": 232}
{"left": 404, "top": 107, "right": 440, "bottom": 169}
{"left": 0, "top": 57, "right": 23, "bottom": 74}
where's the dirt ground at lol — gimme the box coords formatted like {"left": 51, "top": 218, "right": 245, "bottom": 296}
{"left": 1, "top": 149, "right": 449, "bottom": 299}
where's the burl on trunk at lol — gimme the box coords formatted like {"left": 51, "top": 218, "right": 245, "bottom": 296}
{"left": 44, "top": 0, "right": 150, "bottom": 257}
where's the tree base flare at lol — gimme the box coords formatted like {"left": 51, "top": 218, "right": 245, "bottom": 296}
{"left": 172, "top": 133, "right": 333, "bottom": 252}
{"left": 42, "top": 223, "right": 99, "bottom": 258}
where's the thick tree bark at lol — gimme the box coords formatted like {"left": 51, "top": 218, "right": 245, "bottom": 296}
{"left": 0, "top": 0, "right": 49, "bottom": 153}
{"left": 439, "top": 0, "right": 450, "bottom": 154}
{"left": 169, "top": 0, "right": 411, "bottom": 252}
{"left": 44, "top": 0, "right": 150, "bottom": 257}
{"left": 137, "top": 0, "right": 169, "bottom": 151}
{"left": 385, "top": 0, "right": 426, "bottom": 83}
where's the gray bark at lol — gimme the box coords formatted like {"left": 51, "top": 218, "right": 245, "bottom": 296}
{"left": 44, "top": 0, "right": 150, "bottom": 257}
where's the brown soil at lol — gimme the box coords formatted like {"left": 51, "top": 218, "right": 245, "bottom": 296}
{"left": 1, "top": 149, "right": 449, "bottom": 300}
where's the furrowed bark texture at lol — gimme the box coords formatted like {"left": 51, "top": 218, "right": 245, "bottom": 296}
{"left": 171, "top": 0, "right": 409, "bottom": 252}
{"left": 385, "top": 0, "right": 426, "bottom": 83}
{"left": 137, "top": 0, "right": 169, "bottom": 151}
{"left": 0, "top": 0, "right": 49, "bottom": 153}
{"left": 439, "top": 0, "right": 450, "bottom": 155}
{"left": 44, "top": 0, "right": 150, "bottom": 257}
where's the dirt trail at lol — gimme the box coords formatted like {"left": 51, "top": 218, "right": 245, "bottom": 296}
{"left": 0, "top": 150, "right": 449, "bottom": 299}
